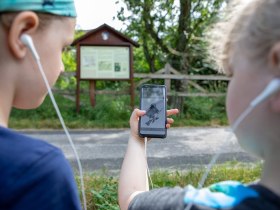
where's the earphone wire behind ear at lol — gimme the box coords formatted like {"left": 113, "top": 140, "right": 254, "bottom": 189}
{"left": 185, "top": 78, "right": 280, "bottom": 210}
{"left": 20, "top": 34, "right": 87, "bottom": 210}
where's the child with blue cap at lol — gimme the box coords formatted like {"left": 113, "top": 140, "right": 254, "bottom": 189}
{"left": 0, "top": 1, "right": 82, "bottom": 209}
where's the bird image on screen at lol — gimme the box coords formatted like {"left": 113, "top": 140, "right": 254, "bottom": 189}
{"left": 145, "top": 102, "right": 162, "bottom": 126}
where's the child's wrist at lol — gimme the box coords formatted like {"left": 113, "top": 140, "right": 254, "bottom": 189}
{"left": 129, "top": 133, "right": 145, "bottom": 144}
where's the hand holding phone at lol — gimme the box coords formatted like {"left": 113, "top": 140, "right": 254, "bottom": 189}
{"left": 138, "top": 84, "right": 167, "bottom": 138}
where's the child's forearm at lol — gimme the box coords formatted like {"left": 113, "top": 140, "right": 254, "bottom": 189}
{"left": 118, "top": 135, "right": 149, "bottom": 210}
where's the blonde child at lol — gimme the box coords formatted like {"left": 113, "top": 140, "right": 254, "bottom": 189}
{"left": 118, "top": 0, "right": 280, "bottom": 209}
{"left": 0, "top": 1, "right": 81, "bottom": 209}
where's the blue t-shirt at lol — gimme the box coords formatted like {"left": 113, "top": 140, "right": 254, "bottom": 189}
{"left": 0, "top": 126, "right": 82, "bottom": 210}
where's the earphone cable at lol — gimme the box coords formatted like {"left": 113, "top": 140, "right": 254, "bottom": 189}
{"left": 35, "top": 59, "right": 87, "bottom": 210}
{"left": 185, "top": 105, "right": 255, "bottom": 210}
{"left": 144, "top": 137, "right": 154, "bottom": 189}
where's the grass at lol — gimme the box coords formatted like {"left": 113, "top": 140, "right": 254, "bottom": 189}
{"left": 9, "top": 93, "right": 228, "bottom": 129}
{"left": 9, "top": 94, "right": 132, "bottom": 129}
{"left": 8, "top": 91, "right": 261, "bottom": 210}
{"left": 78, "top": 162, "right": 262, "bottom": 210}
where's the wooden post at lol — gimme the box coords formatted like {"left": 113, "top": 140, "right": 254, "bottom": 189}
{"left": 130, "top": 79, "right": 135, "bottom": 110}
{"left": 130, "top": 45, "right": 135, "bottom": 110}
{"left": 165, "top": 63, "right": 171, "bottom": 92}
{"left": 76, "top": 44, "right": 81, "bottom": 113}
{"left": 89, "top": 80, "right": 96, "bottom": 107}
{"left": 76, "top": 78, "right": 80, "bottom": 113}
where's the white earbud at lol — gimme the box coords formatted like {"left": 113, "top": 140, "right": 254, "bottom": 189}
{"left": 20, "top": 34, "right": 40, "bottom": 60}
{"left": 250, "top": 78, "right": 280, "bottom": 107}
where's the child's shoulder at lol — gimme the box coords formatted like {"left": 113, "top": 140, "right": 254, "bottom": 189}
{"left": 0, "top": 126, "right": 66, "bottom": 174}
{"left": 0, "top": 126, "right": 60, "bottom": 155}
{"left": 0, "top": 127, "right": 80, "bottom": 209}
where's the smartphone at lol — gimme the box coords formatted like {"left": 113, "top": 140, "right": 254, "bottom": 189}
{"left": 138, "top": 84, "right": 167, "bottom": 138}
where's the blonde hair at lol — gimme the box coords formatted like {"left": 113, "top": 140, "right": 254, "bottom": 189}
{"left": 207, "top": 0, "right": 280, "bottom": 74}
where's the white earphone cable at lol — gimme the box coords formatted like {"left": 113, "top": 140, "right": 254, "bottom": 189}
{"left": 144, "top": 137, "right": 154, "bottom": 189}
{"left": 185, "top": 102, "right": 257, "bottom": 210}
{"left": 35, "top": 59, "right": 87, "bottom": 210}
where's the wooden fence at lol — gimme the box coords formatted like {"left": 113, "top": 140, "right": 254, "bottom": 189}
{"left": 57, "top": 63, "right": 229, "bottom": 99}
{"left": 134, "top": 63, "right": 229, "bottom": 97}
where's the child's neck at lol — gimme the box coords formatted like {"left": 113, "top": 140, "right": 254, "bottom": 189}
{"left": 0, "top": 108, "right": 9, "bottom": 128}
{"left": 260, "top": 157, "right": 280, "bottom": 197}
{"left": 0, "top": 94, "right": 12, "bottom": 128}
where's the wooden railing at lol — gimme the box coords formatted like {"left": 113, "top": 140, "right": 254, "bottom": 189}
{"left": 57, "top": 63, "right": 229, "bottom": 98}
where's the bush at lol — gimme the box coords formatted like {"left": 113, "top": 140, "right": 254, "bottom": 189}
{"left": 9, "top": 93, "right": 227, "bottom": 129}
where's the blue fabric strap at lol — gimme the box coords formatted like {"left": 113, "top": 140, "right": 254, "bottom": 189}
{"left": 0, "top": 0, "right": 76, "bottom": 17}
{"left": 184, "top": 181, "right": 259, "bottom": 208}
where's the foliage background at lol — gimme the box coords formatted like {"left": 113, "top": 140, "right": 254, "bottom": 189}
{"left": 10, "top": 0, "right": 230, "bottom": 128}
{"left": 8, "top": 2, "right": 263, "bottom": 210}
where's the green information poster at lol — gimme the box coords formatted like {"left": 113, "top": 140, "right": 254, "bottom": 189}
{"left": 80, "top": 46, "right": 130, "bottom": 79}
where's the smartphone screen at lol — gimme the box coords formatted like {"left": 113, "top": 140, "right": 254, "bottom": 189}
{"left": 139, "top": 84, "right": 167, "bottom": 138}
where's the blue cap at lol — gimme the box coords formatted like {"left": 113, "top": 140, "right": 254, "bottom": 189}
{"left": 0, "top": 0, "right": 76, "bottom": 17}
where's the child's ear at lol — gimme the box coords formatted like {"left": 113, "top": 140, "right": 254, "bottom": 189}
{"left": 269, "top": 42, "right": 280, "bottom": 69}
{"left": 270, "top": 92, "right": 280, "bottom": 113}
{"left": 268, "top": 43, "right": 280, "bottom": 112}
{"left": 8, "top": 11, "right": 39, "bottom": 59}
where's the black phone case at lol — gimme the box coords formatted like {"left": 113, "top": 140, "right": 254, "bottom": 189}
{"left": 138, "top": 84, "right": 167, "bottom": 138}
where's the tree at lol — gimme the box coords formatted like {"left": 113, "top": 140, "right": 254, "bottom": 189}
{"left": 116, "top": 0, "right": 226, "bottom": 88}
